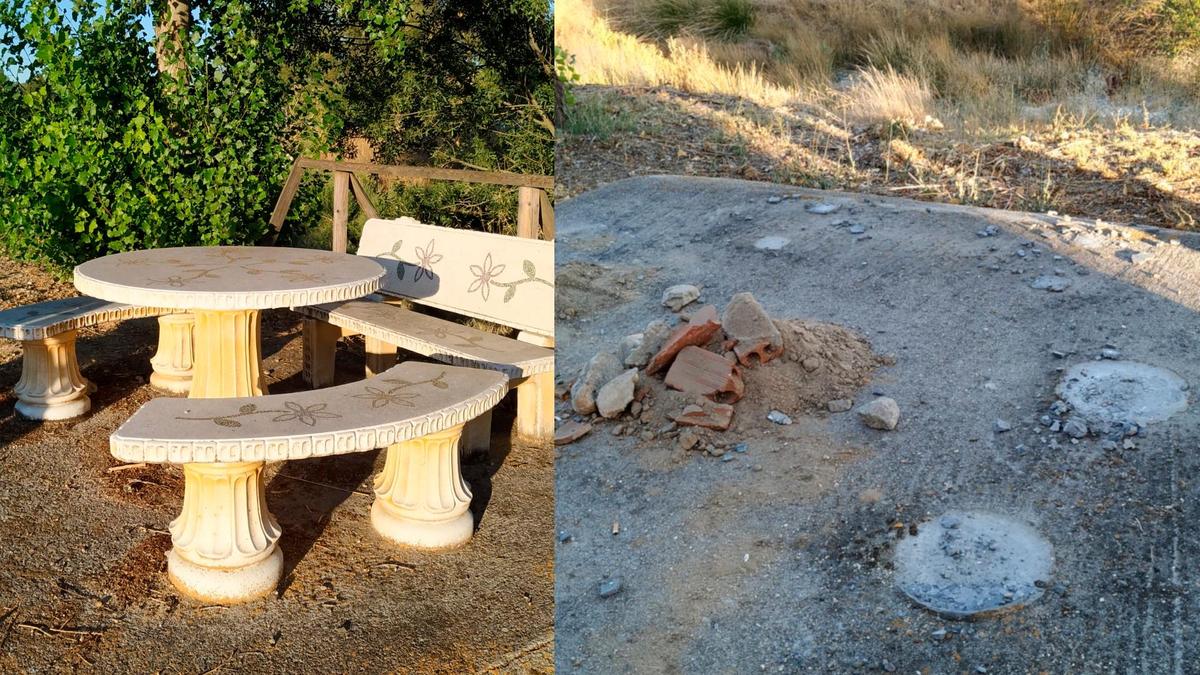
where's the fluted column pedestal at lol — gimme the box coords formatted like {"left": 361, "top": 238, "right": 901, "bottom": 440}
{"left": 150, "top": 314, "right": 195, "bottom": 395}
{"left": 168, "top": 308, "right": 279, "bottom": 604}
{"left": 14, "top": 330, "right": 91, "bottom": 420}
{"left": 371, "top": 423, "right": 474, "bottom": 549}
{"left": 167, "top": 461, "right": 283, "bottom": 604}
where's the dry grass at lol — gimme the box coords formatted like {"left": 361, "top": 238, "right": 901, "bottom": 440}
{"left": 558, "top": 0, "right": 1200, "bottom": 231}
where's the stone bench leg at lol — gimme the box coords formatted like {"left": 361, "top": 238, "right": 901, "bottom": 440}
{"left": 463, "top": 408, "right": 493, "bottom": 455}
{"left": 302, "top": 318, "right": 341, "bottom": 388}
{"left": 167, "top": 461, "right": 283, "bottom": 604}
{"left": 13, "top": 330, "right": 91, "bottom": 420}
{"left": 364, "top": 336, "right": 397, "bottom": 377}
{"left": 372, "top": 423, "right": 474, "bottom": 549}
{"left": 150, "top": 314, "right": 194, "bottom": 395}
{"left": 515, "top": 371, "right": 554, "bottom": 442}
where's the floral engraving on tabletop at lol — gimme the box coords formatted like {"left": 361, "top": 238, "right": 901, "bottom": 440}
{"left": 468, "top": 254, "right": 551, "bottom": 303}
{"left": 145, "top": 247, "right": 333, "bottom": 288}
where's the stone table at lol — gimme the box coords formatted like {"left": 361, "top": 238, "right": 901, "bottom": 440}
{"left": 75, "top": 246, "right": 384, "bottom": 600}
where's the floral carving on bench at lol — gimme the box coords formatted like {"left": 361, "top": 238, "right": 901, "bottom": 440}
{"left": 468, "top": 255, "right": 551, "bottom": 302}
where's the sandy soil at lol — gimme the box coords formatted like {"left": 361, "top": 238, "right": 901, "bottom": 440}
{"left": 554, "top": 175, "right": 1200, "bottom": 673}
{"left": 0, "top": 258, "right": 553, "bottom": 673}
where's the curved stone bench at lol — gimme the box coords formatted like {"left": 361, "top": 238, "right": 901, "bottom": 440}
{"left": 0, "top": 297, "right": 189, "bottom": 419}
{"left": 110, "top": 361, "right": 507, "bottom": 604}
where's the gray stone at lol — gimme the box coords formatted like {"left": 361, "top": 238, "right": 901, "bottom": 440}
{"left": 598, "top": 577, "right": 623, "bottom": 598}
{"left": 1062, "top": 418, "right": 1088, "bottom": 439}
{"left": 1130, "top": 251, "right": 1153, "bottom": 264}
{"left": 1031, "top": 275, "right": 1069, "bottom": 292}
{"left": 662, "top": 284, "right": 701, "bottom": 312}
{"left": 994, "top": 419, "right": 1012, "bottom": 433}
{"left": 857, "top": 397, "right": 900, "bottom": 431}
{"left": 827, "top": 398, "right": 853, "bottom": 413}
{"left": 806, "top": 202, "right": 840, "bottom": 214}
{"left": 848, "top": 224, "right": 866, "bottom": 235}
{"left": 1100, "top": 348, "right": 1121, "bottom": 360}
{"left": 766, "top": 196, "right": 783, "bottom": 204}
{"left": 570, "top": 351, "right": 622, "bottom": 415}
{"left": 596, "top": 368, "right": 639, "bottom": 419}
{"left": 617, "top": 333, "right": 643, "bottom": 366}
{"left": 625, "top": 319, "right": 672, "bottom": 367}
{"left": 754, "top": 235, "right": 790, "bottom": 251}
{"left": 767, "top": 410, "right": 792, "bottom": 425}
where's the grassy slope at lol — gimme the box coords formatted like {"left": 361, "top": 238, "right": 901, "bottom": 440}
{"left": 557, "top": 0, "right": 1200, "bottom": 229}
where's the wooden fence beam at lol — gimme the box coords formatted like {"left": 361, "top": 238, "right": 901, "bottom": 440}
{"left": 331, "top": 171, "right": 350, "bottom": 253}
{"left": 297, "top": 158, "right": 553, "bottom": 190}
{"left": 263, "top": 158, "right": 305, "bottom": 244}
{"left": 348, "top": 172, "right": 379, "bottom": 220}
{"left": 539, "top": 189, "right": 555, "bottom": 240}
{"left": 517, "top": 186, "right": 540, "bottom": 239}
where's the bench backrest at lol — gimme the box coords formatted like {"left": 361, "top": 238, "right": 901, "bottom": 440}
{"left": 356, "top": 217, "right": 554, "bottom": 338}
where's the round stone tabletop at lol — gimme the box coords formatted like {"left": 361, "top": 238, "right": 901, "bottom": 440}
{"left": 74, "top": 246, "right": 384, "bottom": 310}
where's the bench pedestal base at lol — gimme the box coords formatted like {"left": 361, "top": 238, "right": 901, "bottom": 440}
{"left": 150, "top": 314, "right": 194, "bottom": 395}
{"left": 168, "top": 461, "right": 282, "bottom": 604}
{"left": 371, "top": 424, "right": 474, "bottom": 549}
{"left": 14, "top": 331, "right": 91, "bottom": 420}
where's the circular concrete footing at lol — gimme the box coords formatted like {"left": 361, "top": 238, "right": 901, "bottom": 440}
{"left": 371, "top": 503, "right": 474, "bottom": 550}
{"left": 16, "top": 395, "right": 91, "bottom": 421}
{"left": 1057, "top": 361, "right": 1188, "bottom": 426}
{"left": 894, "top": 511, "right": 1052, "bottom": 620}
{"left": 167, "top": 548, "right": 283, "bottom": 605}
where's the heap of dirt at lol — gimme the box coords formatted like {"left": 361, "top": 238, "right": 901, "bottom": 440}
{"left": 566, "top": 290, "right": 892, "bottom": 457}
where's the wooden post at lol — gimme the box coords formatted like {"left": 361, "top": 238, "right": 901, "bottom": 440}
{"left": 332, "top": 170, "right": 350, "bottom": 253}
{"left": 348, "top": 173, "right": 379, "bottom": 221}
{"left": 517, "top": 186, "right": 539, "bottom": 239}
{"left": 538, "top": 189, "right": 555, "bottom": 240}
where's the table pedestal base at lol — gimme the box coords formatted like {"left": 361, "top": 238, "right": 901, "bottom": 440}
{"left": 168, "top": 461, "right": 282, "bottom": 604}
{"left": 14, "top": 331, "right": 91, "bottom": 420}
{"left": 190, "top": 309, "right": 266, "bottom": 398}
{"left": 150, "top": 314, "right": 194, "bottom": 395}
{"left": 371, "top": 424, "right": 474, "bottom": 549}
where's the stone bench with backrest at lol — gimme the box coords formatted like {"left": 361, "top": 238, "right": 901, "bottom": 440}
{"left": 295, "top": 217, "right": 554, "bottom": 444}
{"left": 109, "top": 360, "right": 507, "bottom": 605}
{"left": 0, "top": 296, "right": 195, "bottom": 419}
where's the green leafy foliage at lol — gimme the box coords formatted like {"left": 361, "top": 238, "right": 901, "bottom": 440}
{"left": 0, "top": 0, "right": 553, "bottom": 269}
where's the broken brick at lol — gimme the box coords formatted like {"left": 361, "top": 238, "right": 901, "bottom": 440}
{"left": 645, "top": 305, "right": 721, "bottom": 375}
{"left": 663, "top": 345, "right": 745, "bottom": 403}
{"left": 674, "top": 402, "right": 735, "bottom": 431}
{"left": 721, "top": 292, "right": 784, "bottom": 366}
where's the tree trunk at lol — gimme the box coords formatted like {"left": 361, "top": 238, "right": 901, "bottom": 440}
{"left": 154, "top": 0, "right": 192, "bottom": 78}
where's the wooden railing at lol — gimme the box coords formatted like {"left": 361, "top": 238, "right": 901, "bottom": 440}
{"left": 264, "top": 157, "right": 555, "bottom": 249}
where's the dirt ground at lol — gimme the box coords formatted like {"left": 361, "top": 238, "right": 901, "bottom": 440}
{"left": 554, "top": 175, "right": 1200, "bottom": 673}
{"left": 0, "top": 258, "right": 553, "bottom": 673}
{"left": 558, "top": 85, "right": 1200, "bottom": 231}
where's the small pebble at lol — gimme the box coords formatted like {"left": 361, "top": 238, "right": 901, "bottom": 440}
{"left": 767, "top": 410, "right": 793, "bottom": 425}
{"left": 598, "top": 578, "right": 623, "bottom": 598}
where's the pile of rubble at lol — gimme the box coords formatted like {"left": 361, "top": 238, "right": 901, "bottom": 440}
{"left": 555, "top": 286, "right": 897, "bottom": 453}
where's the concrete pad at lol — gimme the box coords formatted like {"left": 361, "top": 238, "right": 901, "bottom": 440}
{"left": 894, "top": 511, "right": 1053, "bottom": 620}
{"left": 1057, "top": 360, "right": 1189, "bottom": 427}
{"left": 555, "top": 175, "right": 1200, "bottom": 673}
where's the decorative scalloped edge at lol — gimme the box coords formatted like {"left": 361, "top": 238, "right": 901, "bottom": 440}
{"left": 0, "top": 299, "right": 178, "bottom": 341}
{"left": 295, "top": 303, "right": 554, "bottom": 379}
{"left": 74, "top": 273, "right": 384, "bottom": 311}
{"left": 109, "top": 370, "right": 509, "bottom": 464}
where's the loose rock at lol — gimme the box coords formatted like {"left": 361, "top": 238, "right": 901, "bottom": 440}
{"left": 570, "top": 351, "right": 622, "bottom": 415}
{"left": 596, "top": 368, "right": 639, "bottom": 419}
{"left": 662, "top": 284, "right": 701, "bottom": 312}
{"left": 994, "top": 419, "right": 1012, "bottom": 433}
{"left": 1062, "top": 418, "right": 1088, "bottom": 439}
{"left": 827, "top": 398, "right": 853, "bottom": 413}
{"left": 767, "top": 410, "right": 792, "bottom": 425}
{"left": 857, "top": 397, "right": 900, "bottom": 430}
{"left": 598, "top": 577, "right": 623, "bottom": 598}
{"left": 625, "top": 319, "right": 672, "bottom": 367}
{"left": 754, "top": 236, "right": 790, "bottom": 251}
{"left": 1031, "top": 275, "right": 1069, "bottom": 292}
{"left": 806, "top": 202, "right": 840, "bottom": 214}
